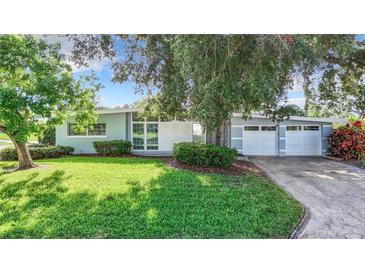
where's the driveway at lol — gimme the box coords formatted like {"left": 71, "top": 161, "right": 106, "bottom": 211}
{"left": 250, "top": 157, "right": 365, "bottom": 239}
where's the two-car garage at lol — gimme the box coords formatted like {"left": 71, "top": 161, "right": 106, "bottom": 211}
{"left": 230, "top": 115, "right": 332, "bottom": 156}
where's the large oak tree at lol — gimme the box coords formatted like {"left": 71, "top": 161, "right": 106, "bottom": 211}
{"left": 69, "top": 34, "right": 363, "bottom": 144}
{"left": 0, "top": 35, "right": 100, "bottom": 169}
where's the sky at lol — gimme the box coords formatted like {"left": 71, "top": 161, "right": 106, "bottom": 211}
{"left": 42, "top": 35, "right": 365, "bottom": 109}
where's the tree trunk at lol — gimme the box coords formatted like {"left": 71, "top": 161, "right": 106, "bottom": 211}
{"left": 11, "top": 138, "right": 36, "bottom": 169}
{"left": 206, "top": 120, "right": 230, "bottom": 146}
{"left": 303, "top": 70, "right": 311, "bottom": 116}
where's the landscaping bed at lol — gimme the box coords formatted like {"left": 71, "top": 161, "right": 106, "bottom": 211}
{"left": 0, "top": 156, "right": 303, "bottom": 239}
{"left": 165, "top": 158, "right": 264, "bottom": 176}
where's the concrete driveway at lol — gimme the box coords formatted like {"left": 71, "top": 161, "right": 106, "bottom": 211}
{"left": 250, "top": 157, "right": 365, "bottom": 239}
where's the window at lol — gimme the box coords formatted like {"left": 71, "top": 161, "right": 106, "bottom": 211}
{"left": 68, "top": 123, "right": 106, "bottom": 136}
{"left": 231, "top": 127, "right": 243, "bottom": 138}
{"left": 132, "top": 123, "right": 144, "bottom": 150}
{"left": 147, "top": 123, "right": 158, "bottom": 150}
{"left": 304, "top": 126, "right": 319, "bottom": 131}
{"left": 244, "top": 126, "right": 259, "bottom": 131}
{"left": 192, "top": 123, "right": 205, "bottom": 142}
{"left": 261, "top": 126, "right": 277, "bottom": 131}
{"left": 68, "top": 123, "right": 86, "bottom": 136}
{"left": 286, "top": 126, "right": 301, "bottom": 131}
{"left": 88, "top": 123, "right": 106, "bottom": 136}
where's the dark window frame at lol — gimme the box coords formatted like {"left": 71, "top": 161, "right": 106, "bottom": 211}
{"left": 68, "top": 123, "right": 106, "bottom": 136}
{"left": 286, "top": 126, "right": 302, "bottom": 131}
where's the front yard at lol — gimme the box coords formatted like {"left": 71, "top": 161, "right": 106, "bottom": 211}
{"left": 0, "top": 156, "right": 303, "bottom": 238}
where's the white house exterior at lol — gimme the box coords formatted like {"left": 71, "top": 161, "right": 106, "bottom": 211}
{"left": 56, "top": 108, "right": 337, "bottom": 156}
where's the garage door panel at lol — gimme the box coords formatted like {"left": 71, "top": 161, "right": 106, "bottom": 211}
{"left": 243, "top": 127, "right": 277, "bottom": 155}
{"left": 286, "top": 126, "right": 320, "bottom": 155}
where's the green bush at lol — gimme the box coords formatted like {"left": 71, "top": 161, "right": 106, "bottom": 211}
{"left": 0, "top": 145, "right": 74, "bottom": 161}
{"left": 38, "top": 125, "right": 56, "bottom": 145}
{"left": 93, "top": 140, "right": 132, "bottom": 155}
{"left": 173, "top": 142, "right": 238, "bottom": 168}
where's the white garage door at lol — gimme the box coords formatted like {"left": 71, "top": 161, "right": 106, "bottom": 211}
{"left": 243, "top": 126, "right": 278, "bottom": 155}
{"left": 286, "top": 125, "right": 321, "bottom": 155}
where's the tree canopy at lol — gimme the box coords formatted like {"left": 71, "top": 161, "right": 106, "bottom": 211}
{"left": 69, "top": 34, "right": 364, "bottom": 143}
{"left": 0, "top": 35, "right": 100, "bottom": 168}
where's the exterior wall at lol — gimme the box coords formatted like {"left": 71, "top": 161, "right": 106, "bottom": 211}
{"left": 56, "top": 111, "right": 334, "bottom": 156}
{"left": 56, "top": 113, "right": 126, "bottom": 154}
{"left": 158, "top": 121, "right": 193, "bottom": 151}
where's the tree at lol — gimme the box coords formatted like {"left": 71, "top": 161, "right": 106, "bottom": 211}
{"left": 70, "top": 35, "right": 313, "bottom": 145}
{"left": 0, "top": 35, "right": 100, "bottom": 169}
{"left": 68, "top": 35, "right": 364, "bottom": 144}
{"left": 295, "top": 35, "right": 365, "bottom": 118}
{"left": 285, "top": 104, "right": 305, "bottom": 116}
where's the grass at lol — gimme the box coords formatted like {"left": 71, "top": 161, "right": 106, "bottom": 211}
{"left": 0, "top": 156, "right": 304, "bottom": 239}
{"left": 0, "top": 132, "right": 37, "bottom": 142}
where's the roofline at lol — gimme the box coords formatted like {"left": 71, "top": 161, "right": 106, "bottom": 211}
{"left": 93, "top": 109, "right": 346, "bottom": 124}
{"left": 96, "top": 108, "right": 141, "bottom": 114}
{"left": 232, "top": 113, "right": 346, "bottom": 124}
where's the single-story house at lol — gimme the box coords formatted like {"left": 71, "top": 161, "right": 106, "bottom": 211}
{"left": 56, "top": 108, "right": 338, "bottom": 156}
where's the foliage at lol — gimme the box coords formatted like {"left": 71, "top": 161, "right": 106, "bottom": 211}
{"left": 0, "top": 35, "right": 100, "bottom": 168}
{"left": 69, "top": 35, "right": 319, "bottom": 131}
{"left": 38, "top": 125, "right": 56, "bottom": 146}
{"left": 285, "top": 104, "right": 305, "bottom": 116}
{"left": 93, "top": 140, "right": 132, "bottom": 155}
{"left": 328, "top": 119, "right": 365, "bottom": 160}
{"left": 299, "top": 35, "right": 365, "bottom": 118}
{"left": 173, "top": 142, "right": 238, "bottom": 168}
{"left": 68, "top": 34, "right": 365, "bottom": 139}
{"left": 0, "top": 156, "right": 303, "bottom": 238}
{"left": 0, "top": 145, "right": 74, "bottom": 161}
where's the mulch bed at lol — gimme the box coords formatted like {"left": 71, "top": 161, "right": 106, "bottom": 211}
{"left": 164, "top": 158, "right": 264, "bottom": 176}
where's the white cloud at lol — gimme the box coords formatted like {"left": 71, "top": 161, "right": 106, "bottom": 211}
{"left": 36, "top": 35, "right": 110, "bottom": 73}
{"left": 287, "top": 97, "right": 305, "bottom": 109}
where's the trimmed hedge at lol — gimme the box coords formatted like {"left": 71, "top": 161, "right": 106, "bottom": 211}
{"left": 93, "top": 140, "right": 132, "bottom": 155}
{"left": 173, "top": 142, "right": 238, "bottom": 168}
{"left": 0, "top": 145, "right": 74, "bottom": 161}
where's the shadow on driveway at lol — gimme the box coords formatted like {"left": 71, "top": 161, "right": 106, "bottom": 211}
{"left": 251, "top": 156, "right": 365, "bottom": 239}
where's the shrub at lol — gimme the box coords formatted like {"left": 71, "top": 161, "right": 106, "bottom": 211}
{"left": 328, "top": 119, "right": 365, "bottom": 160}
{"left": 173, "top": 142, "right": 238, "bottom": 168}
{"left": 0, "top": 145, "right": 74, "bottom": 161}
{"left": 93, "top": 140, "right": 132, "bottom": 155}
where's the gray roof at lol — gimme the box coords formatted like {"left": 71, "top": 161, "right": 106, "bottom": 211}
{"left": 94, "top": 108, "right": 347, "bottom": 124}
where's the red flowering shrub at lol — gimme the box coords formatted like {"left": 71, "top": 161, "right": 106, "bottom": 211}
{"left": 328, "top": 120, "right": 365, "bottom": 160}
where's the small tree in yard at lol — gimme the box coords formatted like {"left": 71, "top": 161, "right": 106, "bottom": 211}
{"left": 0, "top": 35, "right": 100, "bottom": 169}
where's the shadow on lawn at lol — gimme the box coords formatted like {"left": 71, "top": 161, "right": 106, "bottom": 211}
{"left": 0, "top": 166, "right": 302, "bottom": 239}
{"left": 48, "top": 156, "right": 167, "bottom": 167}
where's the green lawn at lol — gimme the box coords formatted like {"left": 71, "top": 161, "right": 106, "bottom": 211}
{"left": 0, "top": 132, "right": 37, "bottom": 142}
{"left": 0, "top": 157, "right": 303, "bottom": 239}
